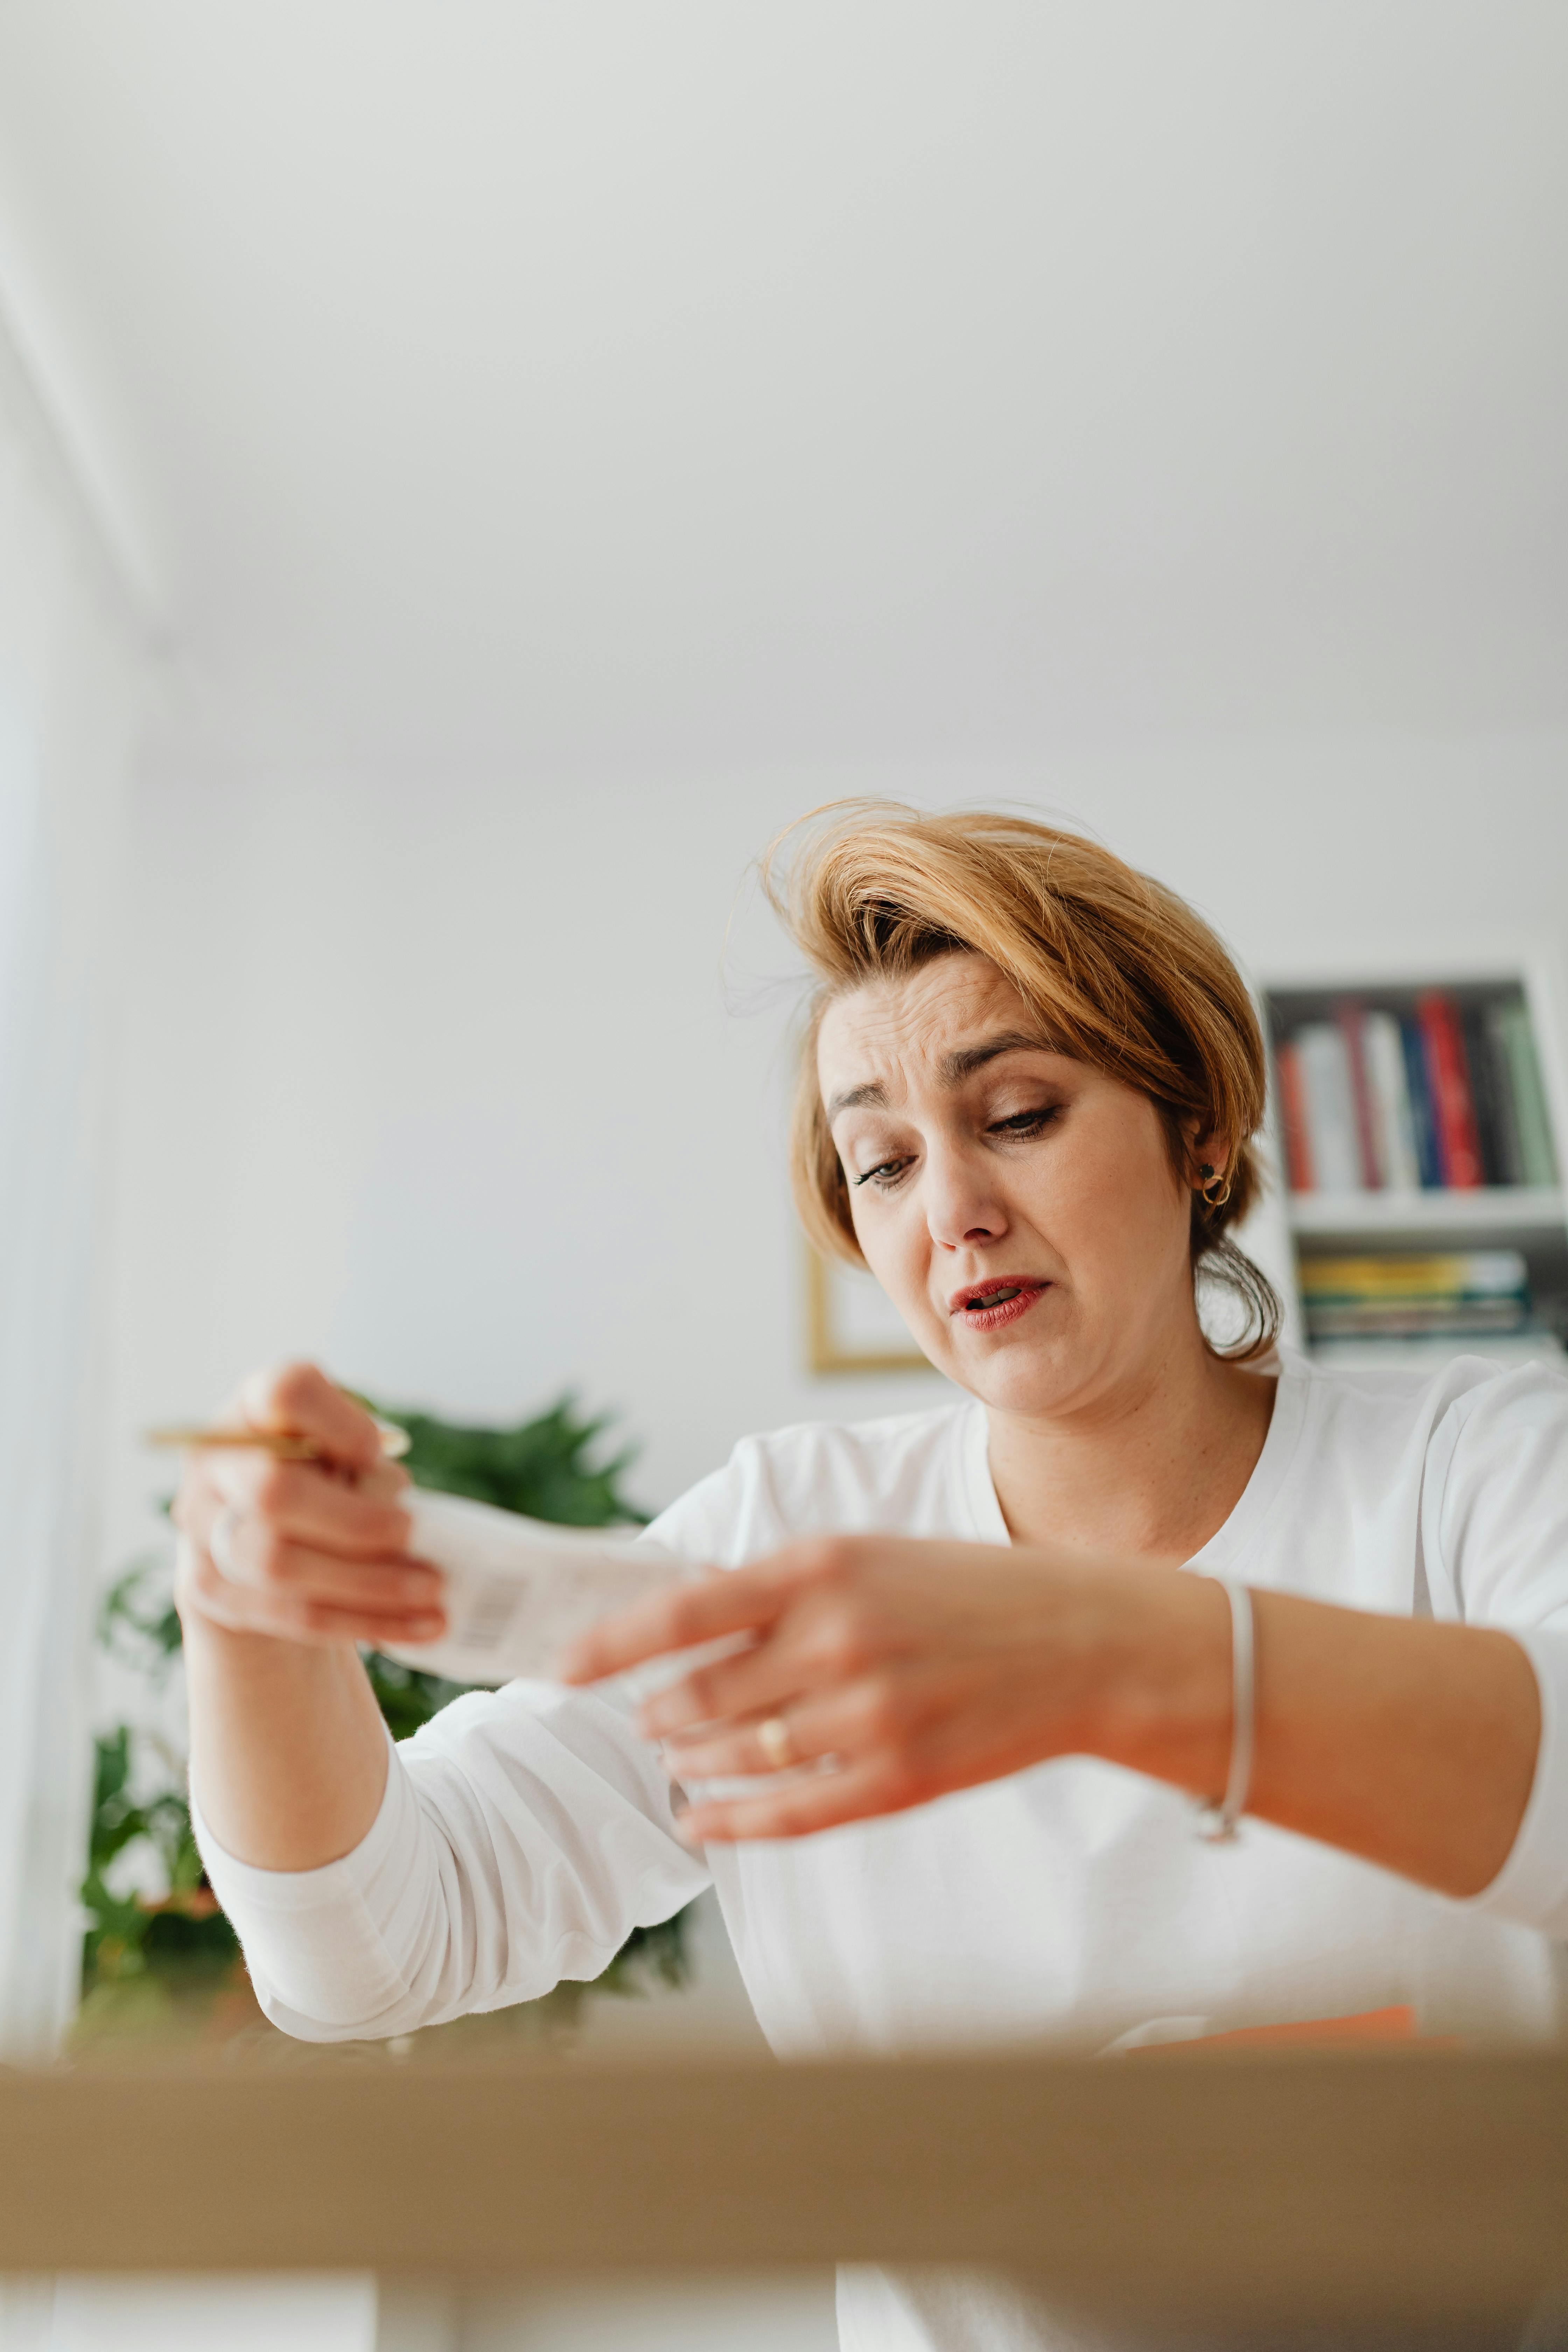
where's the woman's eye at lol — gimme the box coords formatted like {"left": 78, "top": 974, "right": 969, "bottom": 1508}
{"left": 989, "top": 1106, "right": 1059, "bottom": 1138}
{"left": 853, "top": 1157, "right": 910, "bottom": 1190}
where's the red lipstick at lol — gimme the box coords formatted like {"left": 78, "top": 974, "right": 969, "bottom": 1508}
{"left": 948, "top": 1278, "right": 1048, "bottom": 1333}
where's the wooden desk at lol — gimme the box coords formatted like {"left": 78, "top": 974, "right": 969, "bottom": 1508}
{"left": 4, "top": 2049, "right": 1566, "bottom": 2331}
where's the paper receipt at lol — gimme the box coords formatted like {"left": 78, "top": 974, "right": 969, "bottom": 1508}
{"left": 377, "top": 1488, "right": 684, "bottom": 1687}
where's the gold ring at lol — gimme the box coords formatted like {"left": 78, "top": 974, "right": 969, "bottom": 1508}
{"left": 757, "top": 1715, "right": 795, "bottom": 1771}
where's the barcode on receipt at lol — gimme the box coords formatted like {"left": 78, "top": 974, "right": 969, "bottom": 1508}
{"left": 456, "top": 1579, "right": 525, "bottom": 1650}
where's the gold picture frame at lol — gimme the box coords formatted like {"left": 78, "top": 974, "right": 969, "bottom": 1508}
{"left": 805, "top": 1249, "right": 933, "bottom": 1376}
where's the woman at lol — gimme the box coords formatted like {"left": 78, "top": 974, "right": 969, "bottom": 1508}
{"left": 178, "top": 807, "right": 1566, "bottom": 2352}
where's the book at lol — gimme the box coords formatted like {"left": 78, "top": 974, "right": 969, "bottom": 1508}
{"left": 1399, "top": 1015, "right": 1444, "bottom": 1189}
{"left": 1360, "top": 1010, "right": 1422, "bottom": 1191}
{"left": 1494, "top": 1000, "right": 1561, "bottom": 1186}
{"left": 1295, "top": 1022, "right": 1362, "bottom": 1193}
{"left": 1275, "top": 1040, "right": 1315, "bottom": 1192}
{"left": 1305, "top": 1300, "right": 1529, "bottom": 1339}
{"left": 1416, "top": 993, "right": 1484, "bottom": 1189}
{"left": 1298, "top": 1251, "right": 1529, "bottom": 1300}
{"left": 1462, "top": 1002, "right": 1508, "bottom": 1186}
{"left": 1478, "top": 1004, "right": 1526, "bottom": 1185}
{"left": 1335, "top": 1002, "right": 1381, "bottom": 1187}
{"left": 1299, "top": 1250, "right": 1530, "bottom": 1341}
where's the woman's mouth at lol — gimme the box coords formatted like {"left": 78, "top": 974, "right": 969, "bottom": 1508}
{"left": 949, "top": 1279, "right": 1048, "bottom": 1333}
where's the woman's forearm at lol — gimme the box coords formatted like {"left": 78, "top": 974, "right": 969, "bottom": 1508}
{"left": 580, "top": 1535, "right": 1544, "bottom": 1889}
{"left": 1108, "top": 1582, "right": 1541, "bottom": 1900}
{"left": 169, "top": 1367, "right": 449, "bottom": 1873}
{"left": 183, "top": 1608, "right": 391, "bottom": 1871}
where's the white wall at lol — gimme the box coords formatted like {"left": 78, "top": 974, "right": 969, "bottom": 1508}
{"left": 104, "top": 727, "right": 1568, "bottom": 1568}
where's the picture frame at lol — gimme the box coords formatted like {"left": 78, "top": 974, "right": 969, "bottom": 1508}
{"left": 805, "top": 1248, "right": 933, "bottom": 1375}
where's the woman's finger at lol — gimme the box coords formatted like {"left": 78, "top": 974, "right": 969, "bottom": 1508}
{"left": 178, "top": 1536, "right": 446, "bottom": 1648}
{"left": 235, "top": 1361, "right": 386, "bottom": 1473}
{"left": 196, "top": 1454, "right": 414, "bottom": 1557}
{"left": 209, "top": 1525, "right": 443, "bottom": 1612}
{"left": 558, "top": 1555, "right": 814, "bottom": 1684}
{"left": 657, "top": 1656, "right": 919, "bottom": 1778}
{"left": 658, "top": 1686, "right": 859, "bottom": 1778}
{"left": 675, "top": 1752, "right": 915, "bottom": 1845}
{"left": 233, "top": 1361, "right": 387, "bottom": 1474}
{"left": 635, "top": 1629, "right": 830, "bottom": 1740}
{"left": 658, "top": 1708, "right": 793, "bottom": 1778}
{"left": 210, "top": 1592, "right": 447, "bottom": 1648}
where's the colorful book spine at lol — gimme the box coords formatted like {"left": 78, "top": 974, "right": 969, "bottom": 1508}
{"left": 1494, "top": 1001, "right": 1561, "bottom": 1186}
{"left": 1477, "top": 1005, "right": 1525, "bottom": 1185}
{"left": 1275, "top": 1041, "right": 1314, "bottom": 1193}
{"left": 1416, "top": 993, "right": 1484, "bottom": 1189}
{"left": 1360, "top": 1010, "right": 1421, "bottom": 1191}
{"left": 1335, "top": 1002, "right": 1381, "bottom": 1188}
{"left": 1398, "top": 1016, "right": 1443, "bottom": 1189}
{"left": 1296, "top": 1022, "right": 1362, "bottom": 1194}
{"left": 1461, "top": 1003, "right": 1509, "bottom": 1185}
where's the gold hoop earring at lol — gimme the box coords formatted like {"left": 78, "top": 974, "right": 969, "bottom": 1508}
{"left": 1197, "top": 1162, "right": 1233, "bottom": 1211}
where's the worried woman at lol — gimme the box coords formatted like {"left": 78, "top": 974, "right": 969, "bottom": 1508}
{"left": 174, "top": 805, "right": 1564, "bottom": 2352}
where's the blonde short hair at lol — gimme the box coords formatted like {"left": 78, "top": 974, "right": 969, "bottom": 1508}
{"left": 762, "top": 802, "right": 1280, "bottom": 1362}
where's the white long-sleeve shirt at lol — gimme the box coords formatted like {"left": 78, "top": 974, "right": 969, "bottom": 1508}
{"left": 196, "top": 1348, "right": 1568, "bottom": 2352}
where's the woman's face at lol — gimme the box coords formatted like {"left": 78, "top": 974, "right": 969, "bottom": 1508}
{"left": 817, "top": 953, "right": 1202, "bottom": 1420}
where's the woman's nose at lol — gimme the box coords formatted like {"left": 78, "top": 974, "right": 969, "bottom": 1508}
{"left": 924, "top": 1149, "right": 1008, "bottom": 1251}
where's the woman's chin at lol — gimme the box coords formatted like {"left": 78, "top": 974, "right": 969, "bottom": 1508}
{"left": 942, "top": 1326, "right": 1093, "bottom": 1416}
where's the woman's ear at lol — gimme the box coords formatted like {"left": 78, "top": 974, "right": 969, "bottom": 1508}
{"left": 1182, "top": 1118, "right": 1227, "bottom": 1188}
{"left": 1191, "top": 1132, "right": 1234, "bottom": 1210}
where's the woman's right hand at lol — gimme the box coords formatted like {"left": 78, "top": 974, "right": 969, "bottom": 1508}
{"left": 172, "top": 1362, "right": 447, "bottom": 1651}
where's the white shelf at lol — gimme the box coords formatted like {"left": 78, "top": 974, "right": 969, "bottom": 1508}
{"left": 1310, "top": 1333, "right": 1566, "bottom": 1371}
{"left": 1287, "top": 1188, "right": 1567, "bottom": 1238}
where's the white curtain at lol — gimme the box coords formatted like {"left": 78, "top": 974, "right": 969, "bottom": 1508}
{"left": 0, "top": 303, "right": 150, "bottom": 2058}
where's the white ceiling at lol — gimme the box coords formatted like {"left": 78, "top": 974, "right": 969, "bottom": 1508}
{"left": 1, "top": 1, "right": 1565, "bottom": 772}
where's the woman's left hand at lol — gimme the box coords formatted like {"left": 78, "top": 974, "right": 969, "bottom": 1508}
{"left": 557, "top": 1536, "right": 1227, "bottom": 1842}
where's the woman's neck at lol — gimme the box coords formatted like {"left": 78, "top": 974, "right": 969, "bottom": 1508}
{"left": 984, "top": 1329, "right": 1278, "bottom": 1569}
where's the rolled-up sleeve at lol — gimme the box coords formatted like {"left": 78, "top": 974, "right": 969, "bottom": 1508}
{"left": 1425, "top": 1364, "right": 1568, "bottom": 1939}
{"left": 1468, "top": 1628, "right": 1568, "bottom": 1937}
{"left": 192, "top": 1682, "right": 711, "bottom": 2042}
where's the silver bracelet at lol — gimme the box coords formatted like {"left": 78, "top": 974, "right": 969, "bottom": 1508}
{"left": 1194, "top": 1578, "right": 1254, "bottom": 1844}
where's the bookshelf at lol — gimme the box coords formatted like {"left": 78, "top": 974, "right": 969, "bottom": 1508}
{"left": 1258, "top": 948, "right": 1568, "bottom": 1372}
{"left": 1286, "top": 1187, "right": 1566, "bottom": 1238}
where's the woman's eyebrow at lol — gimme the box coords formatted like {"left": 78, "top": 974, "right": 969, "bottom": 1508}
{"left": 939, "top": 1031, "right": 1057, "bottom": 1083}
{"left": 827, "top": 1079, "right": 888, "bottom": 1116}
{"left": 827, "top": 1032, "right": 1057, "bottom": 1117}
